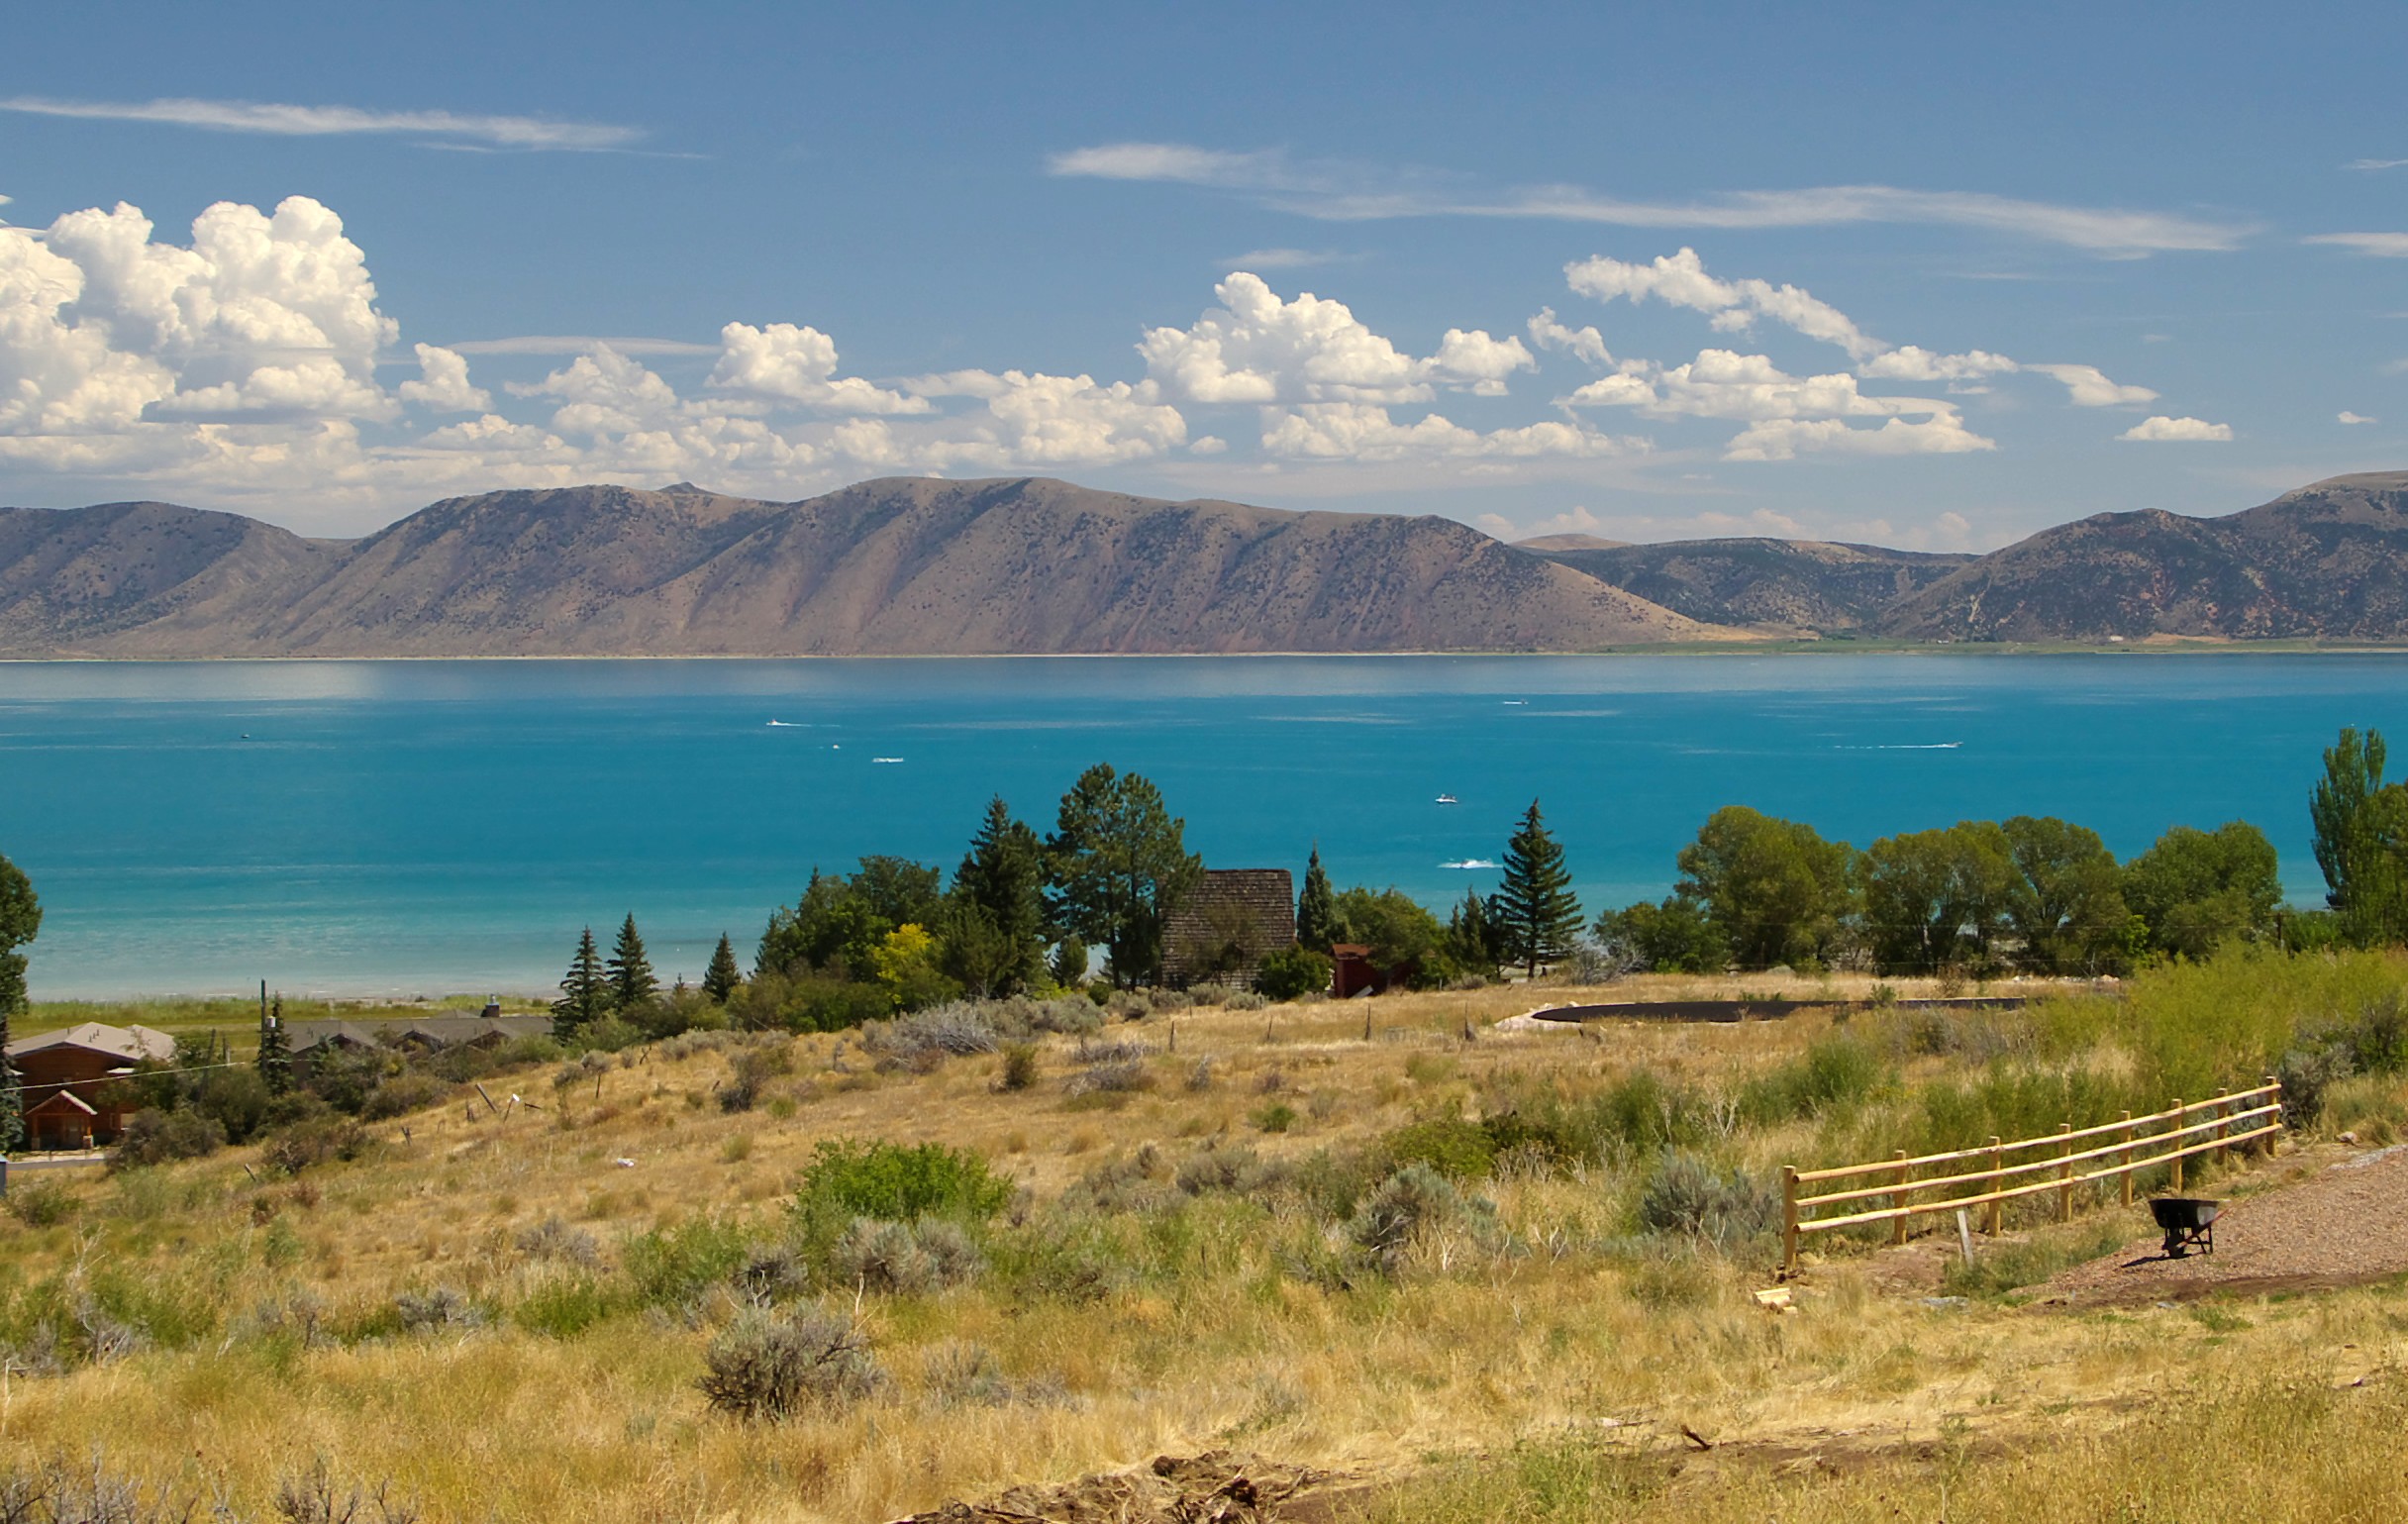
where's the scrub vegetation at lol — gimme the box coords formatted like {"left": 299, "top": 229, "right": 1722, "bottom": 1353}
{"left": 1, "top": 948, "right": 2405, "bottom": 1521}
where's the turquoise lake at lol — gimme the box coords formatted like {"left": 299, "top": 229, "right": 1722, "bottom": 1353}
{"left": 2, "top": 654, "right": 2403, "bottom": 999}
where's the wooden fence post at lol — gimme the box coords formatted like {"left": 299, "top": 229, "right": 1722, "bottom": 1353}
{"left": 2216, "top": 1091, "right": 2231, "bottom": 1167}
{"left": 1891, "top": 1150, "right": 1910, "bottom": 1246}
{"left": 2120, "top": 1110, "right": 2135, "bottom": 1207}
{"left": 2057, "top": 1122, "right": 2073, "bottom": 1223}
{"left": 1985, "top": 1136, "right": 2003, "bottom": 1236}
{"left": 2170, "top": 1099, "right": 2185, "bottom": 1194}
{"left": 1781, "top": 1166, "right": 1800, "bottom": 1277}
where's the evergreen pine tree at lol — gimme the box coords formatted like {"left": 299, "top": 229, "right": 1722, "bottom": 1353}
{"left": 1492, "top": 800, "right": 1583, "bottom": 977}
{"left": 607, "top": 913, "right": 658, "bottom": 1012}
{"left": 553, "top": 927, "right": 609, "bottom": 1037}
{"left": 1445, "top": 884, "right": 1502, "bottom": 976}
{"left": 1295, "top": 846, "right": 1337, "bottom": 954}
{"left": 947, "top": 796, "right": 1049, "bottom": 996}
{"left": 702, "top": 933, "right": 743, "bottom": 1003}
{"left": 256, "top": 993, "right": 293, "bottom": 1096}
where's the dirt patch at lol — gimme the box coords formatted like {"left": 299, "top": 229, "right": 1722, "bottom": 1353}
{"left": 888, "top": 1451, "right": 1360, "bottom": 1524}
{"left": 2037, "top": 1145, "right": 2408, "bottom": 1307}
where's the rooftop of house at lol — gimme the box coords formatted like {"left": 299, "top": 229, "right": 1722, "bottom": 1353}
{"left": 4, "top": 1022, "right": 176, "bottom": 1064}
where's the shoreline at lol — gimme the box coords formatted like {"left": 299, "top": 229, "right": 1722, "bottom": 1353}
{"left": 5, "top": 639, "right": 2408, "bottom": 663}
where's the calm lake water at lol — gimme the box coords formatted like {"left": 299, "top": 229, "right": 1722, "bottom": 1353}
{"left": 2, "top": 654, "right": 2403, "bottom": 999}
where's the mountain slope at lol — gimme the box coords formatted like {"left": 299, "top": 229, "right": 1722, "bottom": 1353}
{"left": 0, "top": 478, "right": 1714, "bottom": 657}
{"left": 1878, "top": 471, "right": 2408, "bottom": 641}
{"left": 1526, "top": 538, "right": 1975, "bottom": 633}
{"left": 0, "top": 502, "right": 335, "bottom": 650}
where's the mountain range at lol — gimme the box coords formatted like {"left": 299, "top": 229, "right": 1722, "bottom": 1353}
{"left": 3, "top": 470, "right": 2406, "bottom": 657}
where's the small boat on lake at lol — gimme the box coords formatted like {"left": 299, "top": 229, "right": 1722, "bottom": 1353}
{"left": 1435, "top": 793, "right": 1459, "bottom": 805}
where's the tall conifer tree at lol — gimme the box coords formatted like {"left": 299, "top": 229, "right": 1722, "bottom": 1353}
{"left": 946, "top": 796, "right": 1048, "bottom": 996}
{"left": 256, "top": 993, "right": 293, "bottom": 1095}
{"left": 1295, "top": 847, "right": 1337, "bottom": 954}
{"left": 1491, "top": 800, "right": 1583, "bottom": 977}
{"left": 553, "top": 927, "right": 609, "bottom": 1036}
{"left": 607, "top": 914, "right": 658, "bottom": 1011}
{"left": 702, "top": 934, "right": 743, "bottom": 1003}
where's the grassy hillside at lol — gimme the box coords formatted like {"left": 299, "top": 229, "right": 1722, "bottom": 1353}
{"left": 3, "top": 958, "right": 2406, "bottom": 1522}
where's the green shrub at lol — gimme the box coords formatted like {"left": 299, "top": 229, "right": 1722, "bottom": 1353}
{"left": 514, "top": 1277, "right": 617, "bottom": 1338}
{"left": 360, "top": 1072, "right": 450, "bottom": 1121}
{"left": 1381, "top": 1116, "right": 1496, "bottom": 1179}
{"left": 4, "top": 1180, "right": 73, "bottom": 1228}
{"left": 624, "top": 1217, "right": 751, "bottom": 1308}
{"left": 262, "top": 1117, "right": 369, "bottom": 1175}
{"left": 1740, "top": 1033, "right": 1890, "bottom": 1123}
{"left": 793, "top": 1139, "right": 1011, "bottom": 1227}
{"left": 1254, "top": 946, "right": 1333, "bottom": 1002}
{"left": 698, "top": 1307, "right": 884, "bottom": 1419}
{"left": 109, "top": 1109, "right": 225, "bottom": 1170}
{"left": 1252, "top": 1101, "right": 1298, "bottom": 1134}
{"left": 998, "top": 1043, "right": 1040, "bottom": 1091}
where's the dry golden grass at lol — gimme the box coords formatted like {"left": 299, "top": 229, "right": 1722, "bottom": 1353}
{"left": 1, "top": 974, "right": 2400, "bottom": 1523}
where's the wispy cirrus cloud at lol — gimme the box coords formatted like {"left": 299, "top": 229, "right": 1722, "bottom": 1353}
{"left": 2305, "top": 232, "right": 2408, "bottom": 256}
{"left": 1216, "top": 248, "right": 1361, "bottom": 270}
{"left": 446, "top": 335, "right": 721, "bottom": 356}
{"left": 2348, "top": 157, "right": 2408, "bottom": 171}
{"left": 1048, "top": 142, "right": 2253, "bottom": 256}
{"left": 0, "top": 95, "right": 644, "bottom": 152}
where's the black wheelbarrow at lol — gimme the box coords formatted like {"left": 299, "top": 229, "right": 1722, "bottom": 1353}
{"left": 2150, "top": 1196, "right": 2221, "bottom": 1258}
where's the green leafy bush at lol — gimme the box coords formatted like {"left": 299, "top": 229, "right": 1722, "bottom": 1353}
{"left": 514, "top": 1278, "right": 617, "bottom": 1339}
{"left": 1740, "top": 1032, "right": 1890, "bottom": 1123}
{"left": 1254, "top": 945, "right": 1333, "bottom": 1002}
{"left": 1381, "top": 1116, "right": 1497, "bottom": 1179}
{"left": 109, "top": 1108, "right": 225, "bottom": 1170}
{"left": 624, "top": 1217, "right": 751, "bottom": 1308}
{"left": 793, "top": 1138, "right": 1011, "bottom": 1227}
{"left": 3, "top": 1180, "right": 73, "bottom": 1228}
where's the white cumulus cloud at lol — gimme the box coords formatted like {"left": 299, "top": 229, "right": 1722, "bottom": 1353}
{"left": 1526, "top": 307, "right": 1612, "bottom": 366}
{"left": 1139, "top": 272, "right": 1534, "bottom": 406}
{"left": 397, "top": 344, "right": 489, "bottom": 413}
{"left": 707, "top": 322, "right": 929, "bottom": 414}
{"left": 1259, "top": 403, "right": 1629, "bottom": 461}
{"left": 2118, "top": 416, "right": 2233, "bottom": 442}
{"left": 2341, "top": 411, "right": 2377, "bottom": 425}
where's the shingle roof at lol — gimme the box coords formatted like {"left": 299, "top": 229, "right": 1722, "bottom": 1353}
{"left": 5, "top": 1022, "right": 176, "bottom": 1063}
{"left": 1162, "top": 868, "right": 1297, "bottom": 985}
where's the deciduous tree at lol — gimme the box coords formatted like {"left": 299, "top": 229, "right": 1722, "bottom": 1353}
{"left": 0, "top": 851, "right": 37, "bottom": 1151}
{"left": 2123, "top": 822, "right": 2282, "bottom": 960}
{"left": 2311, "top": 727, "right": 2408, "bottom": 946}
{"left": 2000, "top": 815, "right": 2131, "bottom": 972}
{"left": 1861, "top": 821, "right": 2016, "bottom": 974}
{"left": 1674, "top": 806, "right": 1857, "bottom": 970}
{"left": 1045, "top": 763, "right": 1201, "bottom": 988}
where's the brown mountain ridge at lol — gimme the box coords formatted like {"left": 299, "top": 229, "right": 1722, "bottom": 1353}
{"left": 8, "top": 469, "right": 2408, "bottom": 656}
{"left": 0, "top": 477, "right": 1712, "bottom": 657}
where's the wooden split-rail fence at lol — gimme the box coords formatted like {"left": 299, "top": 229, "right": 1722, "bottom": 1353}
{"left": 1780, "top": 1078, "right": 2283, "bottom": 1276}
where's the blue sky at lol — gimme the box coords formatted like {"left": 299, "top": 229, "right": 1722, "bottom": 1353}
{"left": 4, "top": 2, "right": 2407, "bottom": 545}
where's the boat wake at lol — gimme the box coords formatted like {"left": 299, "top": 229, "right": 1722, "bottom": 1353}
{"left": 1441, "top": 858, "right": 1499, "bottom": 870}
{"left": 871, "top": 757, "right": 905, "bottom": 763}
{"left": 1840, "top": 742, "right": 1962, "bottom": 751}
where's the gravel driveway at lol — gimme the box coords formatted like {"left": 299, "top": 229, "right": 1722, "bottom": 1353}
{"left": 2042, "top": 1144, "right": 2408, "bottom": 1305}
